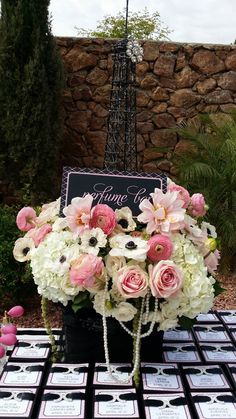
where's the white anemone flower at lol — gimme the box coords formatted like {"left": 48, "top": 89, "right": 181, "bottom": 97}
{"left": 80, "top": 228, "right": 107, "bottom": 255}
{"left": 115, "top": 207, "right": 136, "bottom": 232}
{"left": 109, "top": 234, "right": 149, "bottom": 261}
{"left": 13, "top": 237, "right": 35, "bottom": 262}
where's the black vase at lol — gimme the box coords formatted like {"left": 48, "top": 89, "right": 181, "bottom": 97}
{"left": 63, "top": 305, "right": 163, "bottom": 363}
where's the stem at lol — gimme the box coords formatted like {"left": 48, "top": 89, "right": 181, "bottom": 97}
{"left": 41, "top": 296, "right": 60, "bottom": 362}
{"left": 132, "top": 300, "right": 141, "bottom": 388}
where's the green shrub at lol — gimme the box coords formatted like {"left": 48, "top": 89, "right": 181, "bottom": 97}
{"left": 0, "top": 205, "right": 35, "bottom": 305}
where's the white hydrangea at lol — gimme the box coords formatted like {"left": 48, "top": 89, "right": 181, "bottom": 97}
{"left": 30, "top": 230, "right": 82, "bottom": 305}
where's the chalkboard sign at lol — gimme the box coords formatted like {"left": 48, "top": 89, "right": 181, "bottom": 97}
{"left": 60, "top": 167, "right": 167, "bottom": 217}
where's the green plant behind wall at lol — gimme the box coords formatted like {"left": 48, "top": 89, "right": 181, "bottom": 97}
{"left": 0, "top": 205, "right": 35, "bottom": 306}
{"left": 0, "top": 0, "right": 64, "bottom": 205}
{"left": 167, "top": 113, "right": 236, "bottom": 271}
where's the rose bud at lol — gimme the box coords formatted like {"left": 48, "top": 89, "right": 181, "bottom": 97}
{"left": 0, "top": 333, "right": 17, "bottom": 346}
{"left": 7, "top": 305, "right": 24, "bottom": 318}
{"left": 0, "top": 345, "right": 5, "bottom": 359}
{"left": 1, "top": 324, "right": 17, "bottom": 335}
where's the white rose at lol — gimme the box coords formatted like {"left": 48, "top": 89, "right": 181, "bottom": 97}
{"left": 112, "top": 302, "right": 137, "bottom": 322}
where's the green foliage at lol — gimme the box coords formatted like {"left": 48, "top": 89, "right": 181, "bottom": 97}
{"left": 0, "top": 0, "right": 64, "bottom": 205}
{"left": 72, "top": 291, "right": 92, "bottom": 313}
{"left": 167, "top": 112, "right": 236, "bottom": 271}
{"left": 0, "top": 205, "right": 35, "bottom": 305}
{"left": 76, "top": 8, "right": 171, "bottom": 40}
{"left": 178, "top": 316, "right": 197, "bottom": 330}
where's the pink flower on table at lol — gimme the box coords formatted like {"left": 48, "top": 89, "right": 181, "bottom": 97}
{"left": 69, "top": 254, "right": 104, "bottom": 288}
{"left": 90, "top": 204, "right": 116, "bottom": 235}
{"left": 27, "top": 224, "right": 52, "bottom": 247}
{"left": 149, "top": 260, "right": 183, "bottom": 299}
{"left": 0, "top": 345, "right": 5, "bottom": 359}
{"left": 16, "top": 207, "right": 37, "bottom": 231}
{"left": 137, "top": 188, "right": 186, "bottom": 234}
{"left": 1, "top": 324, "right": 17, "bottom": 335}
{"left": 168, "top": 183, "right": 190, "bottom": 209}
{"left": 147, "top": 234, "right": 173, "bottom": 262}
{"left": 7, "top": 306, "right": 24, "bottom": 318}
{"left": 115, "top": 265, "right": 148, "bottom": 299}
{"left": 0, "top": 333, "right": 17, "bottom": 346}
{"left": 189, "top": 193, "right": 207, "bottom": 217}
{"left": 63, "top": 194, "right": 93, "bottom": 235}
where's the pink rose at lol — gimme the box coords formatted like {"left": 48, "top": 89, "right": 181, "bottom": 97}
{"left": 116, "top": 265, "right": 148, "bottom": 299}
{"left": 70, "top": 254, "right": 104, "bottom": 287}
{"left": 90, "top": 204, "right": 116, "bottom": 235}
{"left": 189, "top": 193, "right": 207, "bottom": 217}
{"left": 7, "top": 306, "right": 24, "bottom": 318}
{"left": 168, "top": 183, "right": 190, "bottom": 209}
{"left": 16, "top": 207, "right": 37, "bottom": 231}
{"left": 149, "top": 260, "right": 183, "bottom": 298}
{"left": 27, "top": 224, "right": 52, "bottom": 247}
{"left": 147, "top": 234, "right": 173, "bottom": 262}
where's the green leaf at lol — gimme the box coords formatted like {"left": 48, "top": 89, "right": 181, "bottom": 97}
{"left": 72, "top": 291, "right": 91, "bottom": 313}
{"left": 213, "top": 280, "right": 226, "bottom": 297}
{"left": 178, "top": 316, "right": 197, "bottom": 330}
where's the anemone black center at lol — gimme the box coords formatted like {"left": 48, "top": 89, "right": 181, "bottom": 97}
{"left": 60, "top": 255, "right": 66, "bottom": 263}
{"left": 125, "top": 241, "right": 137, "bottom": 250}
{"left": 118, "top": 219, "right": 129, "bottom": 229}
{"left": 22, "top": 247, "right": 30, "bottom": 256}
{"left": 89, "top": 237, "right": 98, "bottom": 247}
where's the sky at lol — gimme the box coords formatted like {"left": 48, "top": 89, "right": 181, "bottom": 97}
{"left": 49, "top": 0, "right": 236, "bottom": 45}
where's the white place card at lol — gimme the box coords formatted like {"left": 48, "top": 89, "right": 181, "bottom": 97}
{"left": 182, "top": 365, "right": 230, "bottom": 390}
{"left": 141, "top": 363, "right": 183, "bottom": 392}
{"left": 163, "top": 328, "right": 193, "bottom": 341}
{"left": 143, "top": 393, "right": 192, "bottom": 419}
{"left": 226, "top": 364, "right": 236, "bottom": 387}
{"left": 192, "top": 392, "right": 236, "bottom": 419}
{"left": 200, "top": 343, "right": 236, "bottom": 363}
{"left": 0, "top": 362, "right": 45, "bottom": 387}
{"left": 46, "top": 363, "right": 88, "bottom": 388}
{"left": 0, "top": 387, "right": 37, "bottom": 418}
{"left": 93, "top": 389, "right": 139, "bottom": 418}
{"left": 162, "top": 343, "right": 201, "bottom": 363}
{"left": 193, "top": 324, "right": 231, "bottom": 342}
{"left": 38, "top": 389, "right": 86, "bottom": 419}
{"left": 11, "top": 340, "right": 50, "bottom": 360}
{"left": 93, "top": 363, "right": 133, "bottom": 387}
{"left": 196, "top": 313, "right": 219, "bottom": 323}
{"left": 217, "top": 311, "right": 236, "bottom": 324}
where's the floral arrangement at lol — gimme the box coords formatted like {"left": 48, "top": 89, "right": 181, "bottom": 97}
{"left": 13, "top": 180, "right": 222, "bottom": 385}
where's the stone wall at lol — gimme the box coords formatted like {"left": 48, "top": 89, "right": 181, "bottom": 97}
{"left": 58, "top": 37, "right": 236, "bottom": 175}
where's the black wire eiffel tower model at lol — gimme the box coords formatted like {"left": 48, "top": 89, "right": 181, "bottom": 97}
{"left": 103, "top": 0, "right": 143, "bottom": 172}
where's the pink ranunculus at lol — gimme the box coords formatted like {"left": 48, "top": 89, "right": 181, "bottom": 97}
{"left": 27, "top": 224, "right": 52, "bottom": 247}
{"left": 149, "top": 260, "right": 183, "bottom": 299}
{"left": 16, "top": 207, "right": 37, "bottom": 232}
{"left": 1, "top": 324, "right": 17, "bottom": 335}
{"left": 0, "top": 333, "right": 17, "bottom": 346}
{"left": 116, "top": 265, "right": 148, "bottom": 299}
{"left": 7, "top": 306, "right": 24, "bottom": 318}
{"left": 147, "top": 234, "right": 173, "bottom": 262}
{"left": 189, "top": 193, "right": 207, "bottom": 217}
{"left": 137, "top": 188, "right": 186, "bottom": 235}
{"left": 63, "top": 194, "right": 93, "bottom": 235}
{"left": 0, "top": 345, "right": 5, "bottom": 359}
{"left": 70, "top": 254, "right": 104, "bottom": 287}
{"left": 168, "top": 183, "right": 190, "bottom": 209}
{"left": 90, "top": 204, "right": 116, "bottom": 235}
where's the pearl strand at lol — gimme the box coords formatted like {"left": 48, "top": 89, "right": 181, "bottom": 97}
{"left": 118, "top": 294, "right": 159, "bottom": 338}
{"left": 102, "top": 279, "right": 145, "bottom": 384}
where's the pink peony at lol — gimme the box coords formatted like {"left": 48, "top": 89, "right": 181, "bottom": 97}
{"left": 90, "top": 204, "right": 116, "bottom": 235}
{"left": 168, "top": 183, "right": 190, "bottom": 208}
{"left": 189, "top": 193, "right": 207, "bottom": 217}
{"left": 0, "top": 333, "right": 17, "bottom": 346}
{"left": 27, "top": 224, "right": 52, "bottom": 247}
{"left": 70, "top": 254, "right": 104, "bottom": 287}
{"left": 149, "top": 260, "right": 183, "bottom": 298}
{"left": 16, "top": 207, "right": 37, "bottom": 232}
{"left": 116, "top": 265, "right": 148, "bottom": 299}
{"left": 1, "top": 324, "right": 17, "bottom": 335}
{"left": 7, "top": 305, "right": 24, "bottom": 318}
{"left": 137, "top": 188, "right": 186, "bottom": 235}
{"left": 147, "top": 234, "right": 173, "bottom": 262}
{"left": 0, "top": 345, "right": 5, "bottom": 359}
{"left": 63, "top": 194, "right": 93, "bottom": 235}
